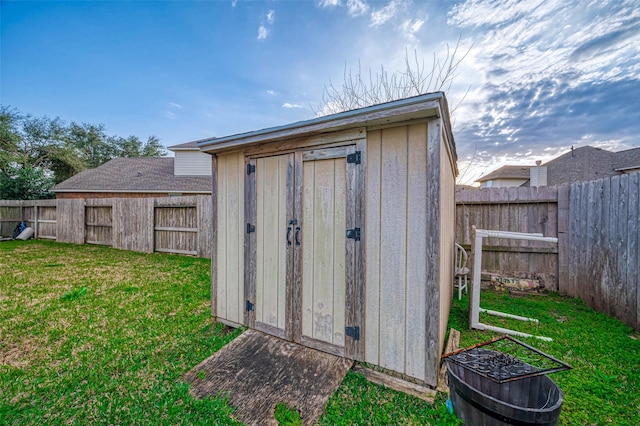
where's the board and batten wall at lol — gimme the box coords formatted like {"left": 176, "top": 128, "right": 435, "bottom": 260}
{"left": 213, "top": 152, "right": 246, "bottom": 326}
{"left": 210, "top": 118, "right": 456, "bottom": 386}
{"left": 364, "top": 119, "right": 453, "bottom": 386}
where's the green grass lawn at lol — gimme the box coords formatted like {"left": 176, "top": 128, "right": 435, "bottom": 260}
{"left": 1, "top": 241, "right": 638, "bottom": 425}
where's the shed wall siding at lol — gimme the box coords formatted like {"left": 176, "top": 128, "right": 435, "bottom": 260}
{"left": 364, "top": 123, "right": 429, "bottom": 381}
{"left": 216, "top": 152, "right": 245, "bottom": 324}
{"left": 175, "top": 150, "right": 213, "bottom": 176}
{"left": 439, "top": 127, "right": 456, "bottom": 354}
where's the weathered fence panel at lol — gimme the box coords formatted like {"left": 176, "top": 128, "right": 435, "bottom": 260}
{"left": 197, "top": 195, "right": 214, "bottom": 259}
{"left": 0, "top": 202, "right": 22, "bottom": 237}
{"left": 456, "top": 187, "right": 560, "bottom": 291}
{"left": 564, "top": 173, "right": 639, "bottom": 329}
{"left": 85, "top": 199, "right": 113, "bottom": 246}
{"left": 37, "top": 203, "right": 58, "bottom": 239}
{"left": 457, "top": 174, "right": 639, "bottom": 330}
{"left": 112, "top": 198, "right": 154, "bottom": 253}
{"left": 56, "top": 199, "right": 85, "bottom": 244}
{"left": 154, "top": 204, "right": 198, "bottom": 255}
{"left": 0, "top": 196, "right": 213, "bottom": 258}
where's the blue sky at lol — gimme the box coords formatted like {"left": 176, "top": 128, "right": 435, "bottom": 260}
{"left": 2, "top": 0, "right": 639, "bottom": 184}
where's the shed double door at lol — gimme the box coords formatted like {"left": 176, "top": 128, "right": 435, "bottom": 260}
{"left": 246, "top": 146, "right": 361, "bottom": 358}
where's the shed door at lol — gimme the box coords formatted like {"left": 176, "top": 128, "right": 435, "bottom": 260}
{"left": 252, "top": 154, "right": 294, "bottom": 340}
{"left": 246, "top": 146, "right": 362, "bottom": 359}
{"left": 299, "top": 149, "right": 349, "bottom": 355}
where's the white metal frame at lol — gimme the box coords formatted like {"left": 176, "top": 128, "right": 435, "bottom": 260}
{"left": 470, "top": 227, "right": 558, "bottom": 342}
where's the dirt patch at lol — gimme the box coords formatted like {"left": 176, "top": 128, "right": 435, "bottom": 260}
{"left": 0, "top": 337, "right": 40, "bottom": 368}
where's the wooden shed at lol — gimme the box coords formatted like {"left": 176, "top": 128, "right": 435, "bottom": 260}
{"left": 199, "top": 92, "right": 458, "bottom": 387}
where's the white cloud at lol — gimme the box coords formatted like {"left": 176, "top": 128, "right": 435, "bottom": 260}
{"left": 266, "top": 90, "right": 276, "bottom": 95}
{"left": 231, "top": 0, "right": 238, "bottom": 7}
{"left": 448, "top": 0, "right": 640, "bottom": 87}
{"left": 164, "top": 111, "right": 176, "bottom": 120}
{"left": 282, "top": 102, "right": 302, "bottom": 109}
{"left": 347, "top": 0, "right": 369, "bottom": 16}
{"left": 318, "top": 0, "right": 368, "bottom": 16}
{"left": 267, "top": 10, "right": 275, "bottom": 24}
{"left": 370, "top": 0, "right": 403, "bottom": 27}
{"left": 169, "top": 102, "right": 182, "bottom": 109}
{"left": 257, "top": 25, "right": 269, "bottom": 40}
{"left": 319, "top": 0, "right": 341, "bottom": 8}
{"left": 400, "top": 18, "right": 425, "bottom": 40}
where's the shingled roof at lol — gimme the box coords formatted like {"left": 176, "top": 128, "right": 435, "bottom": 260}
{"left": 52, "top": 157, "right": 211, "bottom": 194}
{"left": 476, "top": 165, "right": 533, "bottom": 182}
{"left": 613, "top": 147, "right": 640, "bottom": 171}
{"left": 167, "top": 141, "right": 201, "bottom": 150}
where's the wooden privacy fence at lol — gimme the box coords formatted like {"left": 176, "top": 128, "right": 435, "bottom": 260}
{"left": 2, "top": 173, "right": 638, "bottom": 330}
{"left": 0, "top": 196, "right": 213, "bottom": 258}
{"left": 562, "top": 173, "right": 639, "bottom": 332}
{"left": 456, "top": 172, "right": 640, "bottom": 330}
{"left": 456, "top": 186, "right": 560, "bottom": 291}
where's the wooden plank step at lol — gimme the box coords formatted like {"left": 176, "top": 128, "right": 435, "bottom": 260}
{"left": 351, "top": 365, "right": 436, "bottom": 403}
{"left": 185, "top": 329, "right": 352, "bottom": 426}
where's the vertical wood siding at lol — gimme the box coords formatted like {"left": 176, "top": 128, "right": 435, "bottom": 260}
{"left": 365, "top": 122, "right": 439, "bottom": 383}
{"left": 216, "top": 152, "right": 245, "bottom": 325}
{"left": 301, "top": 157, "right": 347, "bottom": 347}
{"left": 438, "top": 125, "right": 456, "bottom": 359}
{"left": 255, "top": 155, "right": 289, "bottom": 330}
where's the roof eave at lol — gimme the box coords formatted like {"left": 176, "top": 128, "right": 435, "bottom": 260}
{"left": 614, "top": 166, "right": 640, "bottom": 172}
{"left": 198, "top": 93, "right": 445, "bottom": 154}
{"left": 52, "top": 189, "right": 211, "bottom": 194}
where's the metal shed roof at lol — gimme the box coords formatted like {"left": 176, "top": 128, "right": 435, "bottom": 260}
{"left": 197, "top": 92, "right": 454, "bottom": 156}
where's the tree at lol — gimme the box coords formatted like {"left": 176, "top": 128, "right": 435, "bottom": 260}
{"left": 0, "top": 106, "right": 167, "bottom": 198}
{"left": 316, "top": 40, "right": 469, "bottom": 116}
{"left": 0, "top": 165, "right": 54, "bottom": 200}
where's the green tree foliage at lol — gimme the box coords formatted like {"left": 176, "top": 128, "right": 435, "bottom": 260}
{"left": 0, "top": 165, "right": 55, "bottom": 200}
{"left": 0, "top": 106, "right": 167, "bottom": 199}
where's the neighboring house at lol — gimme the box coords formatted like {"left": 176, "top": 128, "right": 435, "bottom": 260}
{"left": 52, "top": 142, "right": 212, "bottom": 198}
{"left": 613, "top": 147, "right": 640, "bottom": 174}
{"left": 476, "top": 165, "right": 532, "bottom": 188}
{"left": 476, "top": 146, "right": 640, "bottom": 188}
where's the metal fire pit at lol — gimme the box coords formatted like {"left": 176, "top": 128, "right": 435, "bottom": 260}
{"left": 443, "top": 335, "right": 571, "bottom": 384}
{"left": 443, "top": 335, "right": 572, "bottom": 426}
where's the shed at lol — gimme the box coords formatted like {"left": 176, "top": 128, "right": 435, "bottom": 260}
{"left": 199, "top": 92, "right": 458, "bottom": 387}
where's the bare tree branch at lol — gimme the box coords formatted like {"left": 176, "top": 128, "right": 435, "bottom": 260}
{"left": 315, "top": 37, "right": 471, "bottom": 117}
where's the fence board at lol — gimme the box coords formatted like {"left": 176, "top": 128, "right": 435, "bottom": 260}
{"left": 113, "top": 198, "right": 154, "bottom": 253}
{"left": 57, "top": 199, "right": 85, "bottom": 244}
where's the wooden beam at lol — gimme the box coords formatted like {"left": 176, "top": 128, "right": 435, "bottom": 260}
{"left": 352, "top": 365, "right": 436, "bottom": 403}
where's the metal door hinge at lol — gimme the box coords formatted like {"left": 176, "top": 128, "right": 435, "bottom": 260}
{"left": 347, "top": 151, "right": 361, "bottom": 164}
{"left": 346, "top": 326, "right": 360, "bottom": 341}
{"left": 346, "top": 227, "right": 361, "bottom": 241}
{"left": 246, "top": 223, "right": 255, "bottom": 233}
{"left": 246, "top": 300, "right": 254, "bottom": 311}
{"left": 247, "top": 164, "right": 256, "bottom": 175}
